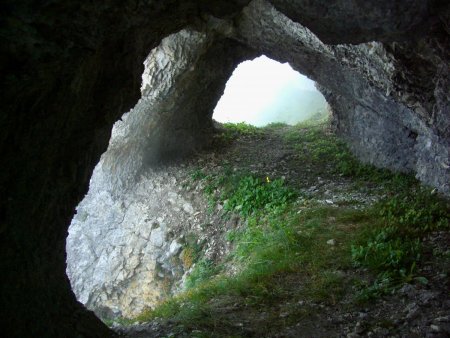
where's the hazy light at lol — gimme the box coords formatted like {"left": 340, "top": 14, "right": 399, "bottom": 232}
{"left": 213, "top": 55, "right": 328, "bottom": 126}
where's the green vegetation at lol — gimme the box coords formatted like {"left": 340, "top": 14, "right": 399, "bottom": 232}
{"left": 263, "top": 122, "right": 288, "bottom": 130}
{"left": 129, "top": 119, "right": 449, "bottom": 336}
{"left": 221, "top": 122, "right": 262, "bottom": 135}
{"left": 378, "top": 188, "right": 449, "bottom": 232}
{"left": 351, "top": 187, "right": 449, "bottom": 300}
{"left": 180, "top": 233, "right": 204, "bottom": 270}
{"left": 223, "top": 175, "right": 296, "bottom": 217}
{"left": 185, "top": 258, "right": 221, "bottom": 289}
{"left": 215, "top": 122, "right": 263, "bottom": 144}
{"left": 284, "top": 119, "right": 401, "bottom": 183}
{"left": 136, "top": 200, "right": 358, "bottom": 335}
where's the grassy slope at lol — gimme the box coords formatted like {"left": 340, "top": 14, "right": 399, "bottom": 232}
{"left": 126, "top": 120, "right": 449, "bottom": 336}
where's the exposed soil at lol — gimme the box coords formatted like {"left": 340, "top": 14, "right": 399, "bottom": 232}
{"left": 115, "top": 124, "right": 450, "bottom": 338}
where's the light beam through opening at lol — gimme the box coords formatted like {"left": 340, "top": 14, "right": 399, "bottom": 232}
{"left": 213, "top": 55, "right": 328, "bottom": 126}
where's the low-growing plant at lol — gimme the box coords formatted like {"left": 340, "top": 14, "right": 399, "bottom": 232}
{"left": 351, "top": 226, "right": 421, "bottom": 278}
{"left": 354, "top": 275, "right": 394, "bottom": 302}
{"left": 132, "top": 119, "right": 449, "bottom": 335}
{"left": 263, "top": 122, "right": 288, "bottom": 130}
{"left": 221, "top": 122, "right": 262, "bottom": 136}
{"left": 224, "top": 176, "right": 297, "bottom": 217}
{"left": 378, "top": 187, "right": 449, "bottom": 232}
{"left": 185, "top": 259, "right": 221, "bottom": 289}
{"left": 190, "top": 168, "right": 207, "bottom": 181}
{"left": 180, "top": 234, "right": 204, "bottom": 270}
{"left": 180, "top": 247, "right": 196, "bottom": 270}
{"left": 351, "top": 185, "right": 449, "bottom": 298}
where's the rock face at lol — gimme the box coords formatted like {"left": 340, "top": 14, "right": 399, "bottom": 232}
{"left": 1, "top": 0, "right": 449, "bottom": 336}
{"left": 268, "top": 0, "right": 438, "bottom": 44}
{"left": 232, "top": 0, "right": 449, "bottom": 194}
{"left": 68, "top": 164, "right": 201, "bottom": 318}
{"left": 67, "top": 29, "right": 252, "bottom": 318}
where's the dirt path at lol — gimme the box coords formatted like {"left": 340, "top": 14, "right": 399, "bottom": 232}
{"left": 115, "top": 124, "right": 450, "bottom": 338}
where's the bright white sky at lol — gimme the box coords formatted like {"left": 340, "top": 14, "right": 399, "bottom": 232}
{"left": 213, "top": 55, "right": 327, "bottom": 126}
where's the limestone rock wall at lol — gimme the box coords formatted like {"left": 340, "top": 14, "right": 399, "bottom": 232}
{"left": 67, "top": 29, "right": 252, "bottom": 318}
{"left": 67, "top": 0, "right": 448, "bottom": 321}
{"left": 99, "top": 30, "right": 253, "bottom": 195}
{"left": 68, "top": 166, "right": 201, "bottom": 318}
{"left": 232, "top": 0, "right": 449, "bottom": 194}
{"left": 0, "top": 2, "right": 194, "bottom": 337}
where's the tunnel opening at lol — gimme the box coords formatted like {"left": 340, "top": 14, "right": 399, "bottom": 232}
{"left": 212, "top": 55, "right": 329, "bottom": 126}
{"left": 2, "top": 0, "right": 449, "bottom": 336}
{"left": 65, "top": 31, "right": 338, "bottom": 323}
{"left": 65, "top": 24, "right": 449, "bottom": 332}
{"left": 61, "top": 2, "right": 448, "bottom": 334}
{"left": 63, "top": 2, "right": 449, "bottom": 334}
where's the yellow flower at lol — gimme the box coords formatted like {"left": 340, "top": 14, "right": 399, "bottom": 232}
{"left": 266, "top": 176, "right": 270, "bottom": 183}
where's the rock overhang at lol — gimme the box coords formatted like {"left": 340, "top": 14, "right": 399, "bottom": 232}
{"left": 0, "top": 0, "right": 448, "bottom": 336}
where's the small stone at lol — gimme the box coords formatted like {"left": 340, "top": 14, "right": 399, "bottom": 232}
{"left": 327, "top": 239, "right": 336, "bottom": 246}
{"left": 358, "top": 312, "right": 368, "bottom": 319}
{"left": 182, "top": 203, "right": 194, "bottom": 214}
{"left": 150, "top": 228, "right": 164, "bottom": 248}
{"left": 434, "top": 315, "right": 450, "bottom": 323}
{"left": 418, "top": 291, "right": 437, "bottom": 305}
{"left": 406, "top": 304, "right": 420, "bottom": 321}
{"left": 169, "top": 240, "right": 182, "bottom": 256}
{"left": 355, "top": 321, "right": 365, "bottom": 334}
{"left": 347, "top": 333, "right": 360, "bottom": 338}
{"left": 398, "top": 283, "right": 415, "bottom": 297}
{"left": 430, "top": 324, "right": 440, "bottom": 332}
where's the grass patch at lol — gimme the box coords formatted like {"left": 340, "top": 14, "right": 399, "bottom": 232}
{"left": 212, "top": 122, "right": 262, "bottom": 145}
{"left": 131, "top": 121, "right": 449, "bottom": 335}
{"left": 135, "top": 169, "right": 364, "bottom": 334}
{"left": 224, "top": 175, "right": 297, "bottom": 217}
{"left": 185, "top": 258, "right": 222, "bottom": 289}
{"left": 284, "top": 120, "right": 403, "bottom": 184}
{"left": 351, "top": 186, "right": 449, "bottom": 300}
{"left": 219, "top": 122, "right": 263, "bottom": 141}
{"left": 263, "top": 122, "right": 288, "bottom": 130}
{"left": 180, "top": 233, "right": 205, "bottom": 270}
{"left": 136, "top": 202, "right": 361, "bottom": 336}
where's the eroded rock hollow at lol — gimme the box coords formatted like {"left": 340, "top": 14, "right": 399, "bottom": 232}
{"left": 1, "top": 0, "right": 449, "bottom": 336}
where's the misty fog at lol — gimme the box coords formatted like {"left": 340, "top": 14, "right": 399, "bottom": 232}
{"left": 213, "top": 56, "right": 328, "bottom": 126}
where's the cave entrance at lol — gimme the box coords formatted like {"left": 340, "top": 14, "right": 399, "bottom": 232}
{"left": 66, "top": 31, "right": 335, "bottom": 323}
{"left": 213, "top": 55, "right": 328, "bottom": 126}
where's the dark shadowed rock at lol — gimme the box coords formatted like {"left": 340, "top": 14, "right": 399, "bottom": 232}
{"left": 268, "top": 0, "right": 442, "bottom": 44}
{"left": 0, "top": 0, "right": 448, "bottom": 336}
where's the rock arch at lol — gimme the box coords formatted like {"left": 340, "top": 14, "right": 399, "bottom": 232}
{"left": 1, "top": 0, "right": 448, "bottom": 336}
{"left": 66, "top": 28, "right": 255, "bottom": 319}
